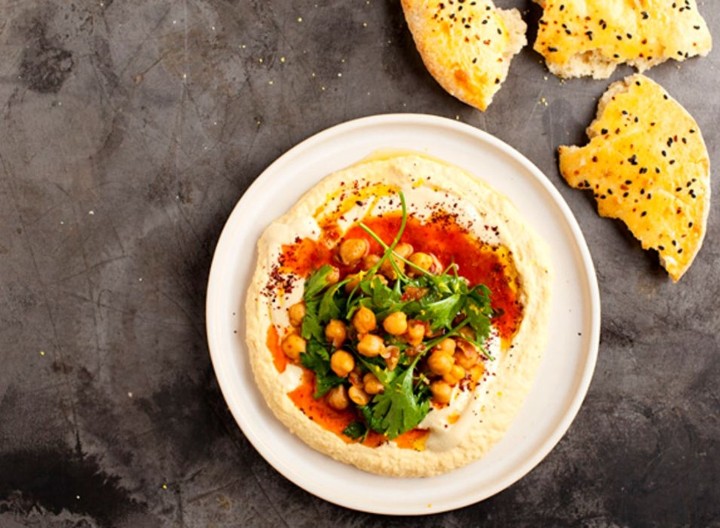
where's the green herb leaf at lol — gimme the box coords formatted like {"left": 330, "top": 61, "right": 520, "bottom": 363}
{"left": 300, "top": 340, "right": 344, "bottom": 398}
{"left": 342, "top": 421, "right": 367, "bottom": 440}
{"left": 361, "top": 359, "right": 430, "bottom": 439}
{"left": 318, "top": 282, "right": 343, "bottom": 323}
{"left": 417, "top": 293, "right": 464, "bottom": 331}
{"left": 300, "top": 299, "right": 324, "bottom": 342}
{"left": 303, "top": 264, "right": 336, "bottom": 299}
{"left": 464, "top": 285, "right": 493, "bottom": 343}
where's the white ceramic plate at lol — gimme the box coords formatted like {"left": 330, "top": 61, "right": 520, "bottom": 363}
{"left": 206, "top": 114, "right": 600, "bottom": 515}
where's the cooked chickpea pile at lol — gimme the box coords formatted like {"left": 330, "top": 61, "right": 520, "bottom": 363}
{"left": 279, "top": 237, "right": 487, "bottom": 412}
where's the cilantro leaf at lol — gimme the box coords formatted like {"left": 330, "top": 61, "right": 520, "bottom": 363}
{"left": 465, "top": 284, "right": 493, "bottom": 343}
{"left": 300, "top": 340, "right": 344, "bottom": 398}
{"left": 300, "top": 300, "right": 324, "bottom": 342}
{"left": 416, "top": 293, "right": 464, "bottom": 331}
{"left": 360, "top": 360, "right": 430, "bottom": 439}
{"left": 318, "top": 282, "right": 343, "bottom": 323}
{"left": 304, "top": 264, "right": 336, "bottom": 299}
{"left": 342, "top": 421, "right": 367, "bottom": 440}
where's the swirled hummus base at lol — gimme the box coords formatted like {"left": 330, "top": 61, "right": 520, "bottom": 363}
{"left": 245, "top": 153, "right": 552, "bottom": 477}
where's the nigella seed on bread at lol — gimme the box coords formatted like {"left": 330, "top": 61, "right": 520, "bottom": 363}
{"left": 401, "top": 0, "right": 527, "bottom": 111}
{"left": 559, "top": 75, "right": 710, "bottom": 282}
{"left": 533, "top": 0, "right": 712, "bottom": 79}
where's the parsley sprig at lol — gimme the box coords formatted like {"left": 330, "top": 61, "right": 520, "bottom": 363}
{"left": 299, "top": 192, "right": 494, "bottom": 439}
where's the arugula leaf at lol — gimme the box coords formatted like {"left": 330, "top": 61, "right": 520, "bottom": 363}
{"left": 300, "top": 340, "right": 344, "bottom": 398}
{"left": 360, "top": 359, "right": 430, "bottom": 439}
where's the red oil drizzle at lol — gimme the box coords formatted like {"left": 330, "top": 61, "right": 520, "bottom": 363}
{"left": 266, "top": 325, "right": 287, "bottom": 373}
{"left": 275, "top": 212, "right": 523, "bottom": 446}
{"left": 343, "top": 213, "right": 522, "bottom": 339}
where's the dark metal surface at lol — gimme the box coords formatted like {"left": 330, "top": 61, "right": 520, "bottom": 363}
{"left": 1, "top": 1, "right": 718, "bottom": 526}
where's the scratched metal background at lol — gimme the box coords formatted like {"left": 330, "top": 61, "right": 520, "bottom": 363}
{"left": 0, "top": 1, "right": 718, "bottom": 526}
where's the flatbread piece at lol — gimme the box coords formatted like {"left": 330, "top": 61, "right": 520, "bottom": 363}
{"left": 559, "top": 74, "right": 710, "bottom": 281}
{"left": 534, "top": 0, "right": 712, "bottom": 79}
{"left": 401, "top": 0, "right": 526, "bottom": 111}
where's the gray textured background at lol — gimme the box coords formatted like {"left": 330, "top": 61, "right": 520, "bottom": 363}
{"left": 1, "top": 0, "right": 718, "bottom": 526}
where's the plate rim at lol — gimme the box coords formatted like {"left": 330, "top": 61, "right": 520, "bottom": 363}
{"left": 206, "top": 112, "right": 600, "bottom": 515}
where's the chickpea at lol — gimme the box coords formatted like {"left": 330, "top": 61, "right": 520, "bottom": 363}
{"left": 395, "top": 243, "right": 414, "bottom": 258}
{"left": 357, "top": 334, "right": 385, "bottom": 357}
{"left": 407, "top": 252, "right": 434, "bottom": 276}
{"left": 326, "top": 266, "right": 340, "bottom": 285}
{"left": 348, "top": 368, "right": 363, "bottom": 388}
{"left": 363, "top": 373, "right": 384, "bottom": 395}
{"left": 384, "top": 345, "right": 400, "bottom": 371}
{"left": 353, "top": 306, "right": 377, "bottom": 333}
{"left": 339, "top": 238, "right": 369, "bottom": 266}
{"left": 469, "top": 364, "right": 485, "bottom": 383}
{"left": 383, "top": 311, "right": 408, "bottom": 336}
{"left": 436, "top": 338, "right": 456, "bottom": 355}
{"left": 379, "top": 243, "right": 412, "bottom": 280}
{"left": 344, "top": 272, "right": 364, "bottom": 293}
{"left": 403, "top": 286, "right": 428, "bottom": 301}
{"left": 326, "top": 385, "right": 349, "bottom": 410}
{"left": 362, "top": 254, "right": 381, "bottom": 271}
{"left": 458, "top": 326, "right": 476, "bottom": 341}
{"left": 330, "top": 350, "right": 355, "bottom": 377}
{"left": 443, "top": 365, "right": 466, "bottom": 385}
{"left": 281, "top": 334, "right": 306, "bottom": 359}
{"left": 371, "top": 274, "right": 388, "bottom": 286}
{"left": 325, "top": 319, "right": 347, "bottom": 348}
{"left": 405, "top": 320, "right": 426, "bottom": 346}
{"left": 454, "top": 341, "right": 479, "bottom": 370}
{"left": 287, "top": 302, "right": 306, "bottom": 327}
{"left": 430, "top": 380, "right": 453, "bottom": 404}
{"left": 348, "top": 385, "right": 371, "bottom": 406}
{"left": 427, "top": 350, "right": 454, "bottom": 376}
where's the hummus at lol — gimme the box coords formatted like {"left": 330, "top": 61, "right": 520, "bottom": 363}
{"left": 245, "top": 152, "right": 552, "bottom": 477}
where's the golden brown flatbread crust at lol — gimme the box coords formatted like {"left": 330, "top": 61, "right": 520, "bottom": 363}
{"left": 559, "top": 74, "right": 710, "bottom": 281}
{"left": 534, "top": 0, "right": 712, "bottom": 79}
{"left": 401, "top": 0, "right": 526, "bottom": 111}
